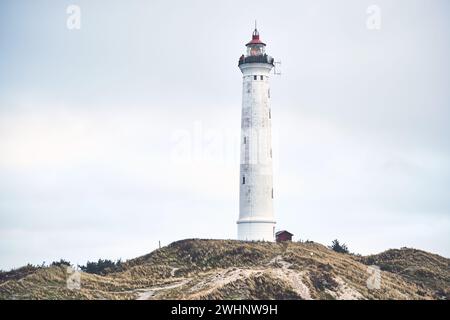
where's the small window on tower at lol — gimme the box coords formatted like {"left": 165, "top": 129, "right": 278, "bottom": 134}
{"left": 272, "top": 188, "right": 274, "bottom": 199}
{"left": 269, "top": 109, "right": 271, "bottom": 119}
{"left": 253, "top": 75, "right": 257, "bottom": 80}
{"left": 243, "top": 137, "right": 247, "bottom": 144}
{"left": 243, "top": 176, "right": 246, "bottom": 184}
{"left": 260, "top": 75, "right": 264, "bottom": 80}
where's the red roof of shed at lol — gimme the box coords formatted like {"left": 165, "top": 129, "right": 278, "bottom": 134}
{"left": 276, "top": 230, "right": 294, "bottom": 236}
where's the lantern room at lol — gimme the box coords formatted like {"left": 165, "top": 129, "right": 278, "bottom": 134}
{"left": 238, "top": 25, "right": 274, "bottom": 66}
{"left": 246, "top": 28, "right": 266, "bottom": 56}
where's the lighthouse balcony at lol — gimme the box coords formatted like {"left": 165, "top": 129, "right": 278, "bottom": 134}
{"left": 238, "top": 54, "right": 274, "bottom": 66}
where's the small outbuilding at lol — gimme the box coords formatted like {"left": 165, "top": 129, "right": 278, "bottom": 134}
{"left": 275, "top": 230, "right": 293, "bottom": 242}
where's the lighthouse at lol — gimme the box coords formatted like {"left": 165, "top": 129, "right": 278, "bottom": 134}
{"left": 237, "top": 26, "right": 276, "bottom": 241}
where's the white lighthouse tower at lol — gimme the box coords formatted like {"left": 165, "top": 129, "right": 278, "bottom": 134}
{"left": 237, "top": 26, "right": 276, "bottom": 241}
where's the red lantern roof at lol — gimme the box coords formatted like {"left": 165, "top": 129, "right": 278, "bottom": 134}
{"left": 246, "top": 27, "right": 266, "bottom": 46}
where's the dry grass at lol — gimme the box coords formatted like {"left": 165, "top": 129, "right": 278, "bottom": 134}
{"left": 0, "top": 239, "right": 447, "bottom": 300}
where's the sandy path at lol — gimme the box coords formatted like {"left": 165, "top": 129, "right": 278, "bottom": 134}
{"left": 136, "top": 279, "right": 189, "bottom": 300}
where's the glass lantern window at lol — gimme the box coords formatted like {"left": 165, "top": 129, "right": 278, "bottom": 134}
{"left": 247, "top": 44, "right": 265, "bottom": 56}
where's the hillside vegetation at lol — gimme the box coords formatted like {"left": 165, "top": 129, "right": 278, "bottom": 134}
{"left": 0, "top": 239, "right": 448, "bottom": 300}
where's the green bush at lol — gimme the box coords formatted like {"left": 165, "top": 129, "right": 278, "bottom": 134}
{"left": 78, "top": 259, "right": 123, "bottom": 275}
{"left": 329, "top": 239, "right": 349, "bottom": 254}
{"left": 51, "top": 259, "right": 72, "bottom": 267}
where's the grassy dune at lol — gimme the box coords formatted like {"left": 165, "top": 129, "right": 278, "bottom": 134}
{"left": 0, "top": 239, "right": 448, "bottom": 300}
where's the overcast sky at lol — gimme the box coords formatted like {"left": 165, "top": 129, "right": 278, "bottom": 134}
{"left": 0, "top": 0, "right": 449, "bottom": 270}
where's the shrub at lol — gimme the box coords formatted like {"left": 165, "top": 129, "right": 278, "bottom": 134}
{"left": 330, "top": 239, "right": 349, "bottom": 254}
{"left": 51, "top": 259, "right": 72, "bottom": 267}
{"left": 78, "top": 259, "right": 123, "bottom": 275}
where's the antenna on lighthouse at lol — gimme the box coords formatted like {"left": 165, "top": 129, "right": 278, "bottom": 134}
{"left": 253, "top": 20, "right": 259, "bottom": 36}
{"left": 274, "top": 61, "right": 282, "bottom": 75}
